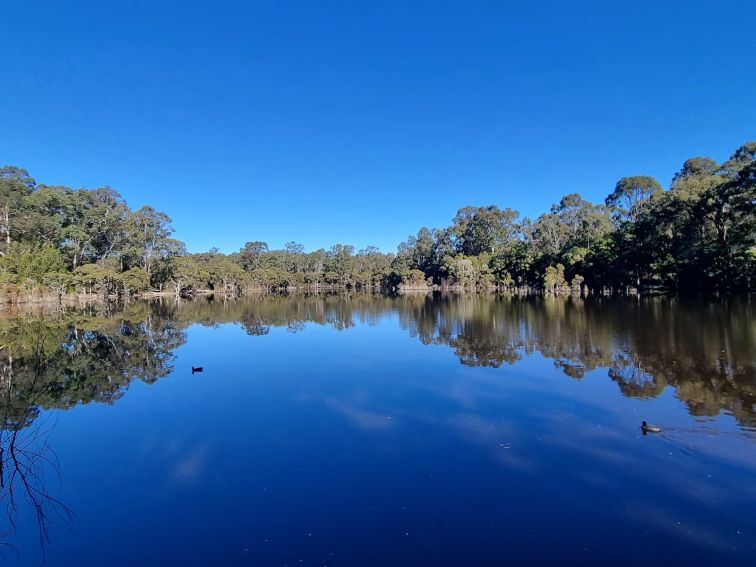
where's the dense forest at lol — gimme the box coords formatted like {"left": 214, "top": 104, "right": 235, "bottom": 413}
{"left": 0, "top": 141, "right": 753, "bottom": 301}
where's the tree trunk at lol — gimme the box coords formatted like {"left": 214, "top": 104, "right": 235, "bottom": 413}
{"left": 3, "top": 204, "right": 10, "bottom": 250}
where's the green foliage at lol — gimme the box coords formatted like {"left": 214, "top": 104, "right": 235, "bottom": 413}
{"left": 442, "top": 255, "right": 494, "bottom": 288}
{"left": 570, "top": 274, "right": 584, "bottom": 293}
{"left": 491, "top": 241, "right": 533, "bottom": 287}
{"left": 118, "top": 268, "right": 150, "bottom": 294}
{"left": 0, "top": 165, "right": 36, "bottom": 252}
{"left": 606, "top": 176, "right": 663, "bottom": 222}
{"left": 238, "top": 240, "right": 269, "bottom": 271}
{"left": 399, "top": 268, "right": 429, "bottom": 287}
{"left": 451, "top": 206, "right": 520, "bottom": 256}
{"left": 444, "top": 256, "right": 476, "bottom": 287}
{"left": 170, "top": 255, "right": 209, "bottom": 294}
{"left": 207, "top": 254, "right": 248, "bottom": 294}
{"left": 543, "top": 264, "right": 567, "bottom": 293}
{"left": 73, "top": 263, "right": 119, "bottom": 295}
{"left": 1, "top": 140, "right": 754, "bottom": 298}
{"left": 42, "top": 271, "right": 74, "bottom": 294}
{"left": 0, "top": 242, "right": 65, "bottom": 283}
{"left": 389, "top": 142, "right": 754, "bottom": 293}
{"left": 248, "top": 267, "right": 290, "bottom": 288}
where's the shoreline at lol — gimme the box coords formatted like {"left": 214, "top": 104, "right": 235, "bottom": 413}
{"left": 0, "top": 286, "right": 747, "bottom": 312}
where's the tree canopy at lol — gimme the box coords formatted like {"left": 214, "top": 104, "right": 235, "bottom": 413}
{"left": 0, "top": 140, "right": 753, "bottom": 299}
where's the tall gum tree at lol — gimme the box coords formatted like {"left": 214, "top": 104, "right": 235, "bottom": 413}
{"left": 0, "top": 166, "right": 36, "bottom": 253}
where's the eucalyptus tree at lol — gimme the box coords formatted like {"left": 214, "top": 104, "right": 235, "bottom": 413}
{"left": 0, "top": 242, "right": 66, "bottom": 286}
{"left": 207, "top": 254, "right": 249, "bottom": 296}
{"left": 451, "top": 205, "right": 521, "bottom": 256}
{"left": 395, "top": 227, "right": 438, "bottom": 277}
{"left": 170, "top": 255, "right": 209, "bottom": 297}
{"left": 354, "top": 245, "right": 392, "bottom": 287}
{"left": 605, "top": 176, "right": 663, "bottom": 223}
{"left": 324, "top": 244, "right": 355, "bottom": 286}
{"left": 125, "top": 206, "right": 181, "bottom": 280}
{"left": 704, "top": 145, "right": 756, "bottom": 288}
{"left": 0, "top": 165, "right": 36, "bottom": 252}
{"left": 604, "top": 176, "right": 664, "bottom": 288}
{"left": 2, "top": 141, "right": 753, "bottom": 296}
{"left": 529, "top": 193, "right": 612, "bottom": 285}
{"left": 238, "top": 240, "right": 269, "bottom": 271}
{"left": 85, "top": 187, "right": 132, "bottom": 265}
{"left": 16, "top": 184, "right": 69, "bottom": 246}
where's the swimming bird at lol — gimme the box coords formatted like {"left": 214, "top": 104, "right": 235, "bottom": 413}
{"left": 641, "top": 421, "right": 662, "bottom": 433}
{"left": 192, "top": 366, "right": 203, "bottom": 374}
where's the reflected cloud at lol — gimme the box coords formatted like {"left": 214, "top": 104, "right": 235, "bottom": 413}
{"left": 624, "top": 500, "right": 736, "bottom": 553}
{"left": 172, "top": 442, "right": 212, "bottom": 483}
{"left": 328, "top": 400, "right": 396, "bottom": 431}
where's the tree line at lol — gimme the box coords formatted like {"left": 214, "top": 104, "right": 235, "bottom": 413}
{"left": 0, "top": 141, "right": 753, "bottom": 300}
{"left": 393, "top": 141, "right": 754, "bottom": 293}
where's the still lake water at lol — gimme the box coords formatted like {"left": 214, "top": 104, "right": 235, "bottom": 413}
{"left": 0, "top": 294, "right": 754, "bottom": 566}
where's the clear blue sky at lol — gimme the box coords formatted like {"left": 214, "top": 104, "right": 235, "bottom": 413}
{"left": 1, "top": 0, "right": 754, "bottom": 253}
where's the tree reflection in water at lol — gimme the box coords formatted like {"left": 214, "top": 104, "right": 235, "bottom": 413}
{"left": 1, "top": 329, "right": 72, "bottom": 560}
{"left": 146, "top": 293, "right": 755, "bottom": 428}
{"left": 392, "top": 294, "right": 754, "bottom": 427}
{"left": 0, "top": 306, "right": 187, "bottom": 556}
{"left": 0, "top": 293, "right": 752, "bottom": 554}
{"left": 1, "top": 293, "right": 753, "bottom": 432}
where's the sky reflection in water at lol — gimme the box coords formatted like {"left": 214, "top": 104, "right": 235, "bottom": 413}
{"left": 0, "top": 294, "right": 754, "bottom": 566}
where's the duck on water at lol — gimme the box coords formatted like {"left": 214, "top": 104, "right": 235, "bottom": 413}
{"left": 641, "top": 421, "right": 662, "bottom": 434}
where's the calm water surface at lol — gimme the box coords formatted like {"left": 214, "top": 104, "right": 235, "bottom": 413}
{"left": 1, "top": 294, "right": 754, "bottom": 566}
